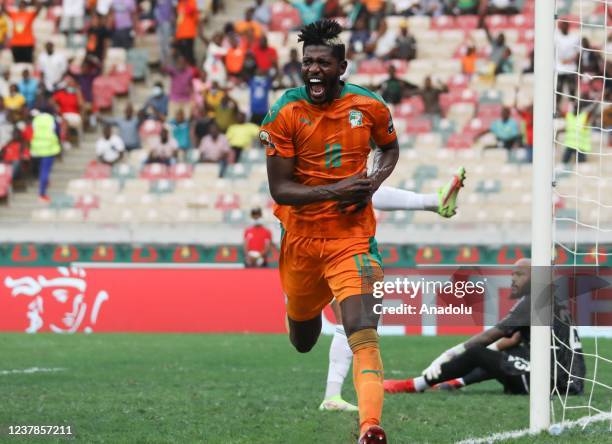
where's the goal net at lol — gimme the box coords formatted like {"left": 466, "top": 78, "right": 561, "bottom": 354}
{"left": 533, "top": 0, "right": 612, "bottom": 434}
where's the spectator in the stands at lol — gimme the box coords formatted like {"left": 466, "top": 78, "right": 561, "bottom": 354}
{"left": 0, "top": 9, "right": 8, "bottom": 50}
{"left": 481, "top": 17, "right": 508, "bottom": 68}
{"left": 205, "top": 81, "right": 226, "bottom": 115}
{"left": 193, "top": 102, "right": 215, "bottom": 145}
{"left": 18, "top": 69, "right": 38, "bottom": 109}
{"left": 202, "top": 32, "right": 228, "bottom": 87}
{"left": 560, "top": 100, "right": 593, "bottom": 165}
{"left": 283, "top": 0, "right": 325, "bottom": 26}
{"left": 580, "top": 38, "right": 602, "bottom": 76}
{"left": 282, "top": 48, "right": 303, "bottom": 88}
{"left": 235, "top": 8, "right": 263, "bottom": 39}
{"left": 393, "top": 21, "right": 417, "bottom": 61}
{"left": 96, "top": 123, "right": 125, "bottom": 165}
{"left": 369, "top": 19, "right": 398, "bottom": 60}
{"left": 1, "top": 0, "right": 42, "bottom": 63}
{"left": 243, "top": 207, "right": 272, "bottom": 268}
{"left": 192, "top": 71, "right": 211, "bottom": 110}
{"left": 523, "top": 49, "right": 534, "bottom": 74}
{"left": 96, "top": 0, "right": 114, "bottom": 16}
{"left": 517, "top": 103, "right": 533, "bottom": 162}
{"left": 142, "top": 81, "right": 169, "bottom": 118}
{"left": 448, "top": 0, "right": 478, "bottom": 15}
{"left": 364, "top": 0, "right": 387, "bottom": 29}
{"left": 164, "top": 53, "right": 195, "bottom": 117}
{"left": 0, "top": 69, "right": 9, "bottom": 98}
{"left": 225, "top": 34, "right": 247, "bottom": 82}
{"left": 214, "top": 94, "right": 238, "bottom": 132}
{"left": 348, "top": 16, "right": 371, "bottom": 59}
{"left": 249, "top": 69, "right": 272, "bottom": 125}
{"left": 476, "top": 106, "right": 522, "bottom": 150}
{"left": 555, "top": 21, "right": 580, "bottom": 110}
{"left": 70, "top": 55, "right": 102, "bottom": 129}
{"left": 30, "top": 108, "right": 61, "bottom": 203}
{"left": 486, "top": 0, "right": 519, "bottom": 15}
{"left": 61, "top": 0, "right": 86, "bottom": 48}
{"left": 147, "top": 127, "right": 177, "bottom": 165}
{"left": 462, "top": 44, "right": 478, "bottom": 76}
{"left": 417, "top": 76, "right": 448, "bottom": 116}
{"left": 110, "top": 0, "right": 137, "bottom": 49}
{"left": 37, "top": 42, "right": 68, "bottom": 93}
{"left": 379, "top": 65, "right": 417, "bottom": 105}
{"left": 227, "top": 112, "right": 259, "bottom": 163}
{"left": 4, "top": 84, "right": 26, "bottom": 117}
{"left": 175, "top": 0, "right": 200, "bottom": 64}
{"left": 1, "top": 127, "right": 29, "bottom": 180}
{"left": 52, "top": 76, "right": 84, "bottom": 146}
{"left": 252, "top": 36, "right": 278, "bottom": 75}
{"left": 155, "top": 0, "right": 175, "bottom": 67}
{"left": 494, "top": 47, "right": 513, "bottom": 75}
{"left": 170, "top": 109, "right": 192, "bottom": 158}
{"left": 105, "top": 104, "right": 141, "bottom": 151}
{"left": 253, "top": 0, "right": 271, "bottom": 25}
{"left": 85, "top": 13, "right": 111, "bottom": 63}
{"left": 198, "top": 122, "right": 232, "bottom": 176}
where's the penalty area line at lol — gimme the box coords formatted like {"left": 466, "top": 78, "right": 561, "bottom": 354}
{"left": 455, "top": 412, "right": 612, "bottom": 444}
{"left": 0, "top": 367, "right": 65, "bottom": 376}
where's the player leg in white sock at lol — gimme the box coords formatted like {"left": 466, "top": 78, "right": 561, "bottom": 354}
{"left": 319, "top": 301, "right": 357, "bottom": 411}
{"left": 372, "top": 186, "right": 438, "bottom": 212}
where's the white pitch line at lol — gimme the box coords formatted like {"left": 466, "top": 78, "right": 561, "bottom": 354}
{"left": 0, "top": 367, "right": 65, "bottom": 376}
{"left": 455, "top": 412, "right": 612, "bottom": 444}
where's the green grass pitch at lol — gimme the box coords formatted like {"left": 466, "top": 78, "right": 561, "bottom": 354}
{"left": 0, "top": 334, "right": 610, "bottom": 443}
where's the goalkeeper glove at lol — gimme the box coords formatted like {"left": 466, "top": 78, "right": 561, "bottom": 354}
{"left": 422, "top": 343, "right": 466, "bottom": 381}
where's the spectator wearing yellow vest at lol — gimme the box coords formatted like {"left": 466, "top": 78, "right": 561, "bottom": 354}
{"left": 30, "top": 109, "right": 61, "bottom": 203}
{"left": 559, "top": 101, "right": 593, "bottom": 165}
{"left": 226, "top": 112, "right": 259, "bottom": 163}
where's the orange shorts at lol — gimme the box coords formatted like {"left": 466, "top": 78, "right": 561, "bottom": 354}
{"left": 279, "top": 230, "right": 384, "bottom": 322}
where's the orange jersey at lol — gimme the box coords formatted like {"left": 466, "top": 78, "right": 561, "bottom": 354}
{"left": 261, "top": 83, "right": 397, "bottom": 238}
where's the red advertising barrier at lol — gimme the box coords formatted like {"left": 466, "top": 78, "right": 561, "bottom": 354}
{"left": 0, "top": 267, "right": 286, "bottom": 333}
{"left": 5, "top": 266, "right": 606, "bottom": 334}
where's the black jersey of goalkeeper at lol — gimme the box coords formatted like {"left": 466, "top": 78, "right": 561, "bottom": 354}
{"left": 494, "top": 294, "right": 586, "bottom": 394}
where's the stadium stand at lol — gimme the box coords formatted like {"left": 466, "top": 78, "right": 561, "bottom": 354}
{"left": 0, "top": 0, "right": 609, "bottom": 241}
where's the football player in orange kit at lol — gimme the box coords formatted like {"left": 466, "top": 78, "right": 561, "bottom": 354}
{"left": 263, "top": 19, "right": 398, "bottom": 444}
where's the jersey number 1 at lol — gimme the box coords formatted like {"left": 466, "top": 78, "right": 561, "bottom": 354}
{"left": 325, "top": 143, "right": 342, "bottom": 168}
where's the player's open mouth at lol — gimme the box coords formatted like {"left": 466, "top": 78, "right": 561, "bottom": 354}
{"left": 308, "top": 78, "right": 326, "bottom": 100}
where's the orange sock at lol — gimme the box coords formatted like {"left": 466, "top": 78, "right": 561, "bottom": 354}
{"left": 348, "top": 329, "right": 384, "bottom": 434}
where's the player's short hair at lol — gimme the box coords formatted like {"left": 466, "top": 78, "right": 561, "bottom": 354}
{"left": 298, "top": 19, "right": 346, "bottom": 61}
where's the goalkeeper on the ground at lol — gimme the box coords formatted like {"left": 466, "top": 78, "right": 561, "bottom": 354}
{"left": 384, "top": 258, "right": 586, "bottom": 395}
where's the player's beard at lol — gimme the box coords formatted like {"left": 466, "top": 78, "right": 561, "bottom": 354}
{"left": 307, "top": 77, "right": 340, "bottom": 104}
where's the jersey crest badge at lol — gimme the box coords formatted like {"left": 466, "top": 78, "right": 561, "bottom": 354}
{"left": 349, "top": 110, "right": 363, "bottom": 128}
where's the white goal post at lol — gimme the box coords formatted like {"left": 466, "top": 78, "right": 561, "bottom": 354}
{"left": 530, "top": 0, "right": 556, "bottom": 433}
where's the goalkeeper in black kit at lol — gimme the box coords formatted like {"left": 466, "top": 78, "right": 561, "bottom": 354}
{"left": 384, "top": 258, "right": 586, "bottom": 395}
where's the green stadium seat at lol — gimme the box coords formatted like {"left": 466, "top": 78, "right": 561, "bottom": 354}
{"left": 413, "top": 165, "right": 439, "bottom": 183}
{"left": 475, "top": 179, "right": 502, "bottom": 195}
{"left": 225, "top": 163, "right": 251, "bottom": 180}
{"left": 112, "top": 164, "right": 138, "bottom": 183}
{"left": 244, "top": 149, "right": 265, "bottom": 164}
{"left": 49, "top": 193, "right": 75, "bottom": 210}
{"left": 185, "top": 149, "right": 201, "bottom": 164}
{"left": 150, "top": 179, "right": 175, "bottom": 194}
{"left": 127, "top": 48, "right": 149, "bottom": 81}
{"left": 224, "top": 209, "right": 247, "bottom": 224}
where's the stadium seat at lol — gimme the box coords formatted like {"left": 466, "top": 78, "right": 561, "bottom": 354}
{"left": 113, "top": 164, "right": 138, "bottom": 182}
{"left": 141, "top": 163, "right": 169, "bottom": 180}
{"left": 67, "top": 179, "right": 95, "bottom": 196}
{"left": 169, "top": 163, "right": 193, "bottom": 180}
{"left": 404, "top": 117, "right": 433, "bottom": 134}
{"left": 49, "top": 193, "right": 75, "bottom": 210}
{"left": 127, "top": 48, "right": 149, "bottom": 81}
{"left": 455, "top": 15, "right": 479, "bottom": 31}
{"left": 84, "top": 161, "right": 112, "bottom": 179}
{"left": 269, "top": 2, "right": 301, "bottom": 31}
{"left": 446, "top": 133, "right": 476, "bottom": 150}
{"left": 75, "top": 194, "right": 100, "bottom": 217}
{"left": 107, "top": 64, "right": 133, "bottom": 96}
{"left": 92, "top": 77, "right": 116, "bottom": 112}
{"left": 150, "top": 179, "right": 175, "bottom": 194}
